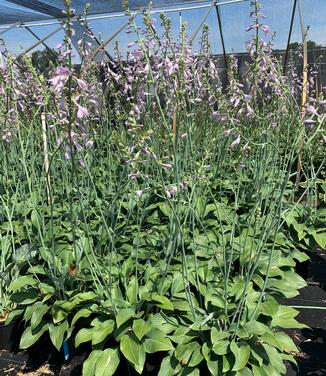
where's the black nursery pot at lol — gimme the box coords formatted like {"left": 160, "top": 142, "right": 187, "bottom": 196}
{"left": 0, "top": 320, "right": 22, "bottom": 351}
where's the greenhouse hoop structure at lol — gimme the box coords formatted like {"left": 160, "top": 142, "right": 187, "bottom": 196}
{"left": 0, "top": 0, "right": 324, "bottom": 75}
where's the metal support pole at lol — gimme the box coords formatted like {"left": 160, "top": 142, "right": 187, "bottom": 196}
{"left": 283, "top": 0, "right": 298, "bottom": 74}
{"left": 23, "top": 25, "right": 57, "bottom": 59}
{"left": 190, "top": 1, "right": 215, "bottom": 44}
{"left": 15, "top": 25, "right": 61, "bottom": 59}
{"left": 83, "top": 22, "right": 114, "bottom": 62}
{"left": 0, "top": 0, "right": 249, "bottom": 30}
{"left": 0, "top": 21, "right": 22, "bottom": 36}
{"left": 90, "top": 15, "right": 139, "bottom": 60}
{"left": 215, "top": 0, "right": 228, "bottom": 71}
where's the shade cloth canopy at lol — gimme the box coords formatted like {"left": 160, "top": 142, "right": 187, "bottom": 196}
{"left": 0, "top": 0, "right": 210, "bottom": 25}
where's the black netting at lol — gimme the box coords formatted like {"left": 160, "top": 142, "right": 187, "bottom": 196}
{"left": 0, "top": 0, "right": 209, "bottom": 25}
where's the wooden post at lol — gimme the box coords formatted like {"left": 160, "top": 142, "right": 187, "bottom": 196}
{"left": 295, "top": 0, "right": 308, "bottom": 190}
{"left": 41, "top": 112, "right": 52, "bottom": 205}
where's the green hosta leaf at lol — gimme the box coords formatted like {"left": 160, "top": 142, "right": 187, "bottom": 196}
{"left": 159, "top": 203, "right": 173, "bottom": 218}
{"left": 133, "top": 319, "right": 151, "bottom": 341}
{"left": 95, "top": 348, "right": 120, "bottom": 376}
{"left": 158, "top": 355, "right": 182, "bottom": 376}
{"left": 71, "top": 292, "right": 98, "bottom": 305}
{"left": 172, "top": 299, "right": 191, "bottom": 311}
{"left": 180, "top": 368, "right": 200, "bottom": 376}
{"left": 92, "top": 319, "right": 115, "bottom": 346}
{"left": 146, "top": 293, "right": 174, "bottom": 310}
{"left": 28, "top": 265, "right": 47, "bottom": 275}
{"left": 30, "top": 304, "right": 49, "bottom": 330}
{"left": 207, "top": 359, "right": 220, "bottom": 376}
{"left": 313, "top": 232, "right": 326, "bottom": 248}
{"left": 169, "top": 326, "right": 192, "bottom": 344}
{"left": 116, "top": 308, "right": 135, "bottom": 328}
{"left": 75, "top": 327, "right": 94, "bottom": 347}
{"left": 252, "top": 364, "right": 267, "bottom": 376}
{"left": 39, "top": 282, "right": 55, "bottom": 297}
{"left": 31, "top": 209, "right": 41, "bottom": 229}
{"left": 282, "top": 353, "right": 297, "bottom": 365}
{"left": 6, "top": 308, "right": 24, "bottom": 324}
{"left": 244, "top": 321, "right": 268, "bottom": 336}
{"left": 211, "top": 328, "right": 229, "bottom": 344}
{"left": 83, "top": 350, "right": 102, "bottom": 376}
{"left": 222, "top": 354, "right": 231, "bottom": 373}
{"left": 150, "top": 313, "right": 178, "bottom": 334}
{"left": 212, "top": 340, "right": 229, "bottom": 356}
{"left": 260, "top": 333, "right": 280, "bottom": 349}
{"left": 11, "top": 289, "right": 39, "bottom": 305}
{"left": 49, "top": 320, "right": 69, "bottom": 351}
{"left": 262, "top": 344, "right": 286, "bottom": 374}
{"left": 8, "top": 275, "right": 36, "bottom": 291}
{"left": 171, "top": 272, "right": 184, "bottom": 296}
{"left": 51, "top": 302, "right": 72, "bottom": 324}
{"left": 260, "top": 297, "right": 279, "bottom": 317}
{"left": 175, "top": 341, "right": 200, "bottom": 366}
{"left": 282, "top": 271, "right": 307, "bottom": 290}
{"left": 236, "top": 367, "right": 253, "bottom": 376}
{"left": 291, "top": 250, "right": 309, "bottom": 263}
{"left": 126, "top": 276, "right": 137, "bottom": 305}
{"left": 72, "top": 308, "right": 93, "bottom": 326}
{"left": 230, "top": 341, "right": 250, "bottom": 371}
{"left": 274, "top": 332, "right": 298, "bottom": 353}
{"left": 20, "top": 322, "right": 48, "bottom": 349}
{"left": 120, "top": 334, "right": 145, "bottom": 373}
{"left": 188, "top": 345, "right": 204, "bottom": 367}
{"left": 271, "top": 306, "right": 306, "bottom": 329}
{"left": 205, "top": 293, "right": 225, "bottom": 309}
{"left": 144, "top": 337, "right": 174, "bottom": 353}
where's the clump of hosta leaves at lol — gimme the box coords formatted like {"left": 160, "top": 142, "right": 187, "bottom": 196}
{"left": 1, "top": 0, "right": 324, "bottom": 375}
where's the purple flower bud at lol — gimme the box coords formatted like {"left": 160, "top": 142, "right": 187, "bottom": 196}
{"left": 306, "top": 105, "right": 319, "bottom": 117}
{"left": 304, "top": 119, "right": 316, "bottom": 125}
{"left": 224, "top": 129, "right": 232, "bottom": 136}
{"left": 166, "top": 185, "right": 178, "bottom": 199}
{"left": 76, "top": 78, "right": 87, "bottom": 89}
{"left": 128, "top": 171, "right": 140, "bottom": 180}
{"left": 261, "top": 25, "right": 270, "bottom": 34}
{"left": 77, "top": 105, "right": 89, "bottom": 119}
{"left": 161, "top": 163, "right": 173, "bottom": 169}
{"left": 136, "top": 189, "right": 144, "bottom": 197}
{"left": 246, "top": 23, "right": 259, "bottom": 32}
{"left": 230, "top": 134, "right": 241, "bottom": 147}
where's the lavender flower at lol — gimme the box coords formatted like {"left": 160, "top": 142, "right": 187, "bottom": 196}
{"left": 230, "top": 134, "right": 241, "bottom": 147}
{"left": 77, "top": 105, "right": 89, "bottom": 119}
{"left": 161, "top": 163, "right": 173, "bottom": 169}
{"left": 166, "top": 185, "right": 178, "bottom": 199}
